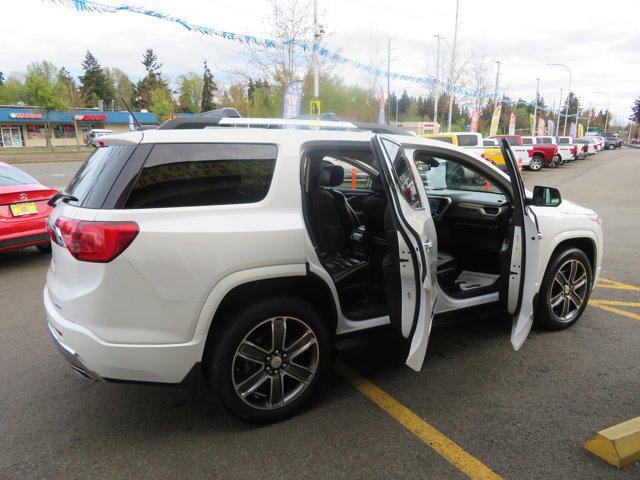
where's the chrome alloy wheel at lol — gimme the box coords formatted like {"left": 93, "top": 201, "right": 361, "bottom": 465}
{"left": 529, "top": 157, "right": 543, "bottom": 171}
{"left": 549, "top": 259, "right": 588, "bottom": 323}
{"left": 232, "top": 317, "right": 319, "bottom": 410}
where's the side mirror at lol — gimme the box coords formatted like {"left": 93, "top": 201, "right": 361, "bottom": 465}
{"left": 532, "top": 185, "right": 562, "bottom": 207}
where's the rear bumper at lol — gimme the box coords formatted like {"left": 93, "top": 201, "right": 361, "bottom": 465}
{"left": 0, "top": 231, "right": 49, "bottom": 251}
{"left": 48, "top": 322, "right": 102, "bottom": 381}
{"left": 44, "top": 286, "right": 206, "bottom": 384}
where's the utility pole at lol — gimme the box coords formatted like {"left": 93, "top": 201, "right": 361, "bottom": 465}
{"left": 433, "top": 34, "right": 443, "bottom": 124}
{"left": 533, "top": 78, "right": 540, "bottom": 136}
{"left": 313, "top": 0, "right": 320, "bottom": 99}
{"left": 494, "top": 60, "right": 501, "bottom": 106}
{"left": 594, "top": 91, "right": 611, "bottom": 132}
{"left": 446, "top": 0, "right": 460, "bottom": 132}
{"left": 557, "top": 88, "right": 563, "bottom": 134}
{"left": 387, "top": 37, "right": 392, "bottom": 125}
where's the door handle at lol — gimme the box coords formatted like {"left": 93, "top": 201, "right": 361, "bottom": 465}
{"left": 423, "top": 238, "right": 433, "bottom": 250}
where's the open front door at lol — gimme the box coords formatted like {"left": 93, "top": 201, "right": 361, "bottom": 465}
{"left": 371, "top": 134, "right": 437, "bottom": 371}
{"left": 499, "top": 139, "right": 541, "bottom": 350}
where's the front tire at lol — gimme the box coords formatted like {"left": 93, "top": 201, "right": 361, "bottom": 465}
{"left": 536, "top": 248, "right": 592, "bottom": 330}
{"left": 206, "top": 297, "right": 331, "bottom": 423}
{"left": 529, "top": 156, "right": 543, "bottom": 171}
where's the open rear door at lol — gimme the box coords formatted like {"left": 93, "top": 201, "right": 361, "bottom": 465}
{"left": 499, "top": 139, "right": 541, "bottom": 349}
{"left": 371, "top": 134, "right": 437, "bottom": 371}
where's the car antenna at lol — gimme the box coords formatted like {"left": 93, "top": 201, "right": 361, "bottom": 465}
{"left": 119, "top": 97, "right": 142, "bottom": 130}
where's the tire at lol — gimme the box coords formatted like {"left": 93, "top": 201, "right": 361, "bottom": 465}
{"left": 36, "top": 243, "right": 52, "bottom": 253}
{"left": 529, "top": 156, "right": 543, "bottom": 171}
{"left": 536, "top": 248, "right": 592, "bottom": 330}
{"left": 607, "top": 144, "right": 615, "bottom": 150}
{"left": 205, "top": 297, "right": 331, "bottom": 423}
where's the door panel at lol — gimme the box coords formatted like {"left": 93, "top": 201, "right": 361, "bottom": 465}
{"left": 498, "top": 139, "right": 541, "bottom": 350}
{"left": 371, "top": 135, "right": 437, "bottom": 371}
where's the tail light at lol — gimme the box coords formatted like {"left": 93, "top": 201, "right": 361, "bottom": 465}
{"left": 527, "top": 149, "right": 533, "bottom": 158}
{"left": 572, "top": 146, "right": 577, "bottom": 154}
{"left": 51, "top": 217, "right": 138, "bottom": 263}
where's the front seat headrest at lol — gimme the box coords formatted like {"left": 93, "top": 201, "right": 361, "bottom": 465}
{"left": 371, "top": 175, "right": 385, "bottom": 194}
{"left": 318, "top": 165, "right": 344, "bottom": 187}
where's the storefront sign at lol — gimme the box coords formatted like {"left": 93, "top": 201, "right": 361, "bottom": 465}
{"left": 74, "top": 114, "right": 107, "bottom": 121}
{"left": 9, "top": 112, "right": 44, "bottom": 119}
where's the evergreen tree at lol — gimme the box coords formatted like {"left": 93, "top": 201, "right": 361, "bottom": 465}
{"left": 398, "top": 90, "right": 411, "bottom": 116}
{"left": 630, "top": 97, "right": 640, "bottom": 123}
{"left": 135, "top": 48, "right": 169, "bottom": 109}
{"left": 200, "top": 60, "right": 218, "bottom": 112}
{"left": 0, "top": 72, "right": 4, "bottom": 86}
{"left": 79, "top": 51, "right": 115, "bottom": 107}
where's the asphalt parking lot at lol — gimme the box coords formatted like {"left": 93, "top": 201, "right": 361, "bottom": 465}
{"left": 1, "top": 148, "right": 639, "bottom": 479}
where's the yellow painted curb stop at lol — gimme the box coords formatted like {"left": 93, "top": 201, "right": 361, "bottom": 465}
{"left": 584, "top": 416, "right": 640, "bottom": 468}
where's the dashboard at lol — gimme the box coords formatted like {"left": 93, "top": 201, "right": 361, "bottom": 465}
{"left": 427, "top": 189, "right": 509, "bottom": 223}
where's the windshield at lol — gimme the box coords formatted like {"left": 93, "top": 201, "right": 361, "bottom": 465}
{"left": 456, "top": 134, "right": 478, "bottom": 147}
{"left": 0, "top": 166, "right": 39, "bottom": 187}
{"left": 416, "top": 157, "right": 502, "bottom": 195}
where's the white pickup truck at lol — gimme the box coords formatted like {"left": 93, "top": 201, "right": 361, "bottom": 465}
{"left": 484, "top": 137, "right": 534, "bottom": 170}
{"left": 557, "top": 136, "right": 585, "bottom": 160}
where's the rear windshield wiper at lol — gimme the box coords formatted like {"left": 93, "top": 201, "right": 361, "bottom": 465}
{"left": 47, "top": 191, "right": 78, "bottom": 207}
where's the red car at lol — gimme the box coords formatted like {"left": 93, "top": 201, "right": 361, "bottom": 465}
{"left": 0, "top": 162, "right": 57, "bottom": 253}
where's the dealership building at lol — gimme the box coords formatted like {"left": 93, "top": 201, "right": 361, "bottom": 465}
{"left": 0, "top": 105, "right": 190, "bottom": 148}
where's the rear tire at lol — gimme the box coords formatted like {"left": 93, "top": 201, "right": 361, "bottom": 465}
{"left": 36, "top": 243, "right": 52, "bottom": 253}
{"left": 536, "top": 248, "right": 592, "bottom": 330}
{"left": 205, "top": 297, "right": 331, "bottom": 423}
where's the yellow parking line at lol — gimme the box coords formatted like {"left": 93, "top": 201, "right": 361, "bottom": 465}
{"left": 590, "top": 300, "right": 640, "bottom": 308}
{"left": 589, "top": 300, "right": 640, "bottom": 321}
{"left": 597, "top": 278, "right": 640, "bottom": 291}
{"left": 336, "top": 361, "right": 503, "bottom": 480}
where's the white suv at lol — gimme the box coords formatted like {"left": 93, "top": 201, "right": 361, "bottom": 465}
{"left": 45, "top": 121, "right": 603, "bottom": 422}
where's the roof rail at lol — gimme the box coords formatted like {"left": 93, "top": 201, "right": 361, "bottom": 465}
{"left": 218, "top": 117, "right": 358, "bottom": 130}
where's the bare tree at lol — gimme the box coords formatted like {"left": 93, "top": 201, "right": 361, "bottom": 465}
{"left": 466, "top": 49, "right": 492, "bottom": 111}
{"left": 246, "top": 0, "right": 313, "bottom": 89}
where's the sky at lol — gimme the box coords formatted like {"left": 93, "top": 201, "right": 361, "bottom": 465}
{"left": 2, "top": 0, "right": 639, "bottom": 123}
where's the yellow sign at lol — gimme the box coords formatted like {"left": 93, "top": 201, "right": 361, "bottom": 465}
{"left": 310, "top": 99, "right": 321, "bottom": 115}
{"left": 489, "top": 105, "right": 502, "bottom": 137}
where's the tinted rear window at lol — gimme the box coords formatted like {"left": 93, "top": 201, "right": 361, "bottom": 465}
{"left": 124, "top": 143, "right": 277, "bottom": 209}
{"left": 456, "top": 134, "right": 478, "bottom": 147}
{"left": 66, "top": 145, "right": 136, "bottom": 208}
{"left": 521, "top": 138, "right": 533, "bottom": 145}
{"left": 557, "top": 137, "right": 570, "bottom": 144}
{"left": 0, "top": 166, "right": 38, "bottom": 187}
{"left": 537, "top": 137, "right": 553, "bottom": 144}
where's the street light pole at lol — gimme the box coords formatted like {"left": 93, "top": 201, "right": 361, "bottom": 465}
{"left": 446, "top": 0, "right": 460, "bottom": 132}
{"left": 387, "top": 37, "right": 392, "bottom": 125}
{"left": 594, "top": 91, "right": 611, "bottom": 132}
{"left": 533, "top": 78, "right": 540, "bottom": 135}
{"left": 557, "top": 88, "right": 563, "bottom": 133}
{"left": 494, "top": 60, "right": 501, "bottom": 106}
{"left": 547, "top": 63, "right": 572, "bottom": 135}
{"left": 313, "top": 0, "right": 319, "bottom": 99}
{"left": 433, "top": 34, "right": 443, "bottom": 124}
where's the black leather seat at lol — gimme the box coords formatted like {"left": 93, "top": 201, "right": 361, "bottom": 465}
{"left": 362, "top": 176, "right": 387, "bottom": 255}
{"left": 312, "top": 165, "right": 365, "bottom": 280}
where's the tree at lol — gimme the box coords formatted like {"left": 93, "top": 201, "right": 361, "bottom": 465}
{"left": 79, "top": 51, "right": 115, "bottom": 107}
{"left": 630, "top": 97, "right": 640, "bottom": 123}
{"left": 111, "top": 68, "right": 135, "bottom": 108}
{"left": 398, "top": 90, "right": 411, "bottom": 117}
{"left": 24, "top": 63, "right": 69, "bottom": 149}
{"left": 56, "top": 67, "right": 87, "bottom": 150}
{"left": 0, "top": 72, "right": 4, "bottom": 86}
{"left": 149, "top": 88, "right": 174, "bottom": 123}
{"left": 177, "top": 72, "right": 203, "bottom": 113}
{"left": 0, "top": 74, "right": 27, "bottom": 104}
{"left": 135, "top": 48, "right": 170, "bottom": 110}
{"left": 201, "top": 60, "right": 218, "bottom": 112}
